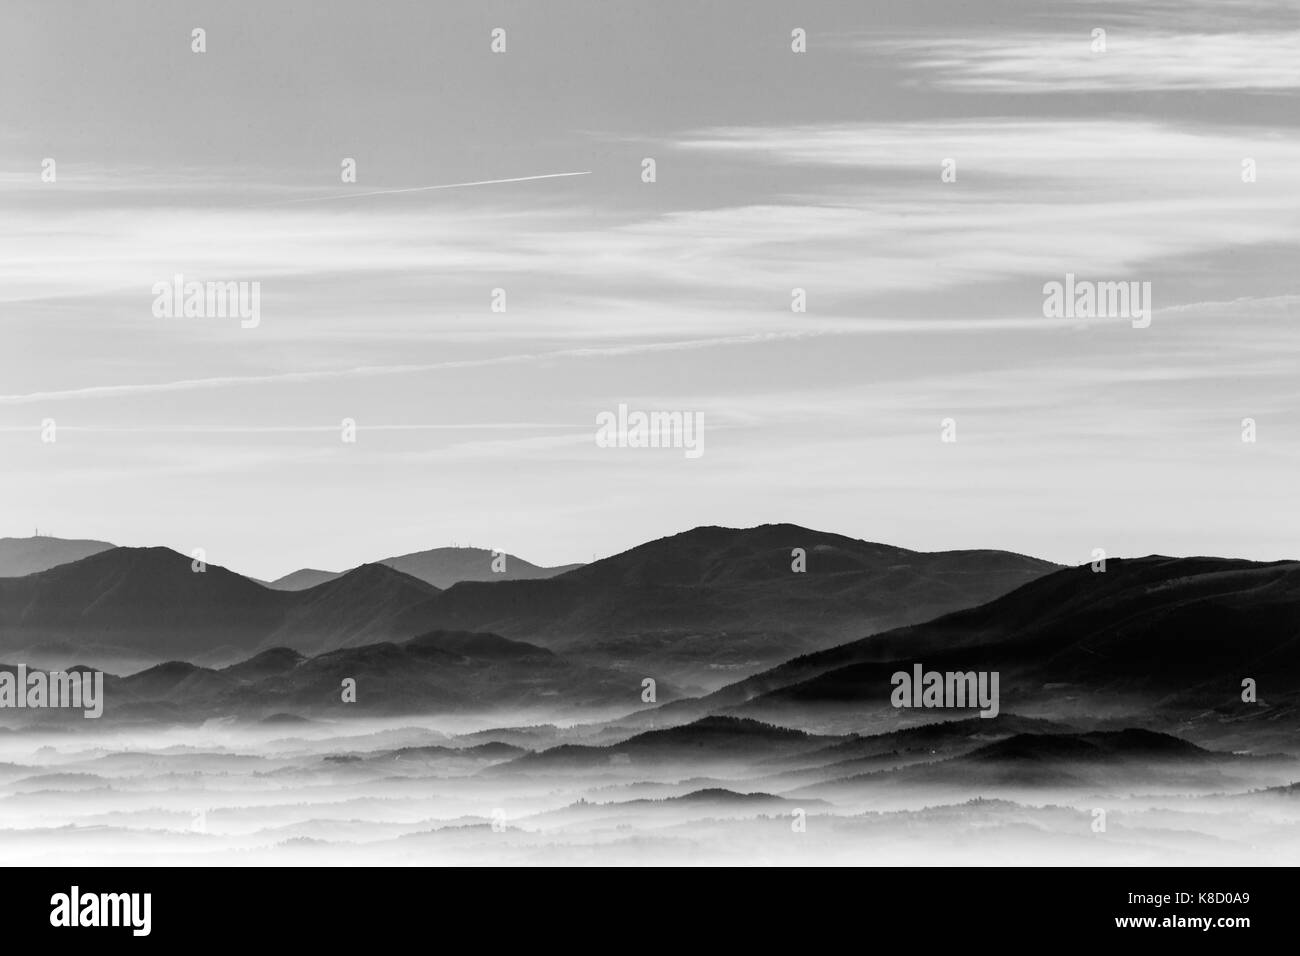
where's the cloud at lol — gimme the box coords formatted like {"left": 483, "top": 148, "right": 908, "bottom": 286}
{"left": 873, "top": 31, "right": 1300, "bottom": 93}
{"left": 7, "top": 116, "right": 1297, "bottom": 341}
{"left": 0, "top": 331, "right": 824, "bottom": 405}
{"left": 674, "top": 119, "right": 1300, "bottom": 295}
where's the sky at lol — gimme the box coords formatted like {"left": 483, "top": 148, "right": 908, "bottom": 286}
{"left": 1, "top": 0, "right": 1298, "bottom": 580}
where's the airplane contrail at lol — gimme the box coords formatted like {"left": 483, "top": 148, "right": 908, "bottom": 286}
{"left": 256, "top": 170, "right": 592, "bottom": 206}
{"left": 0, "top": 332, "right": 824, "bottom": 405}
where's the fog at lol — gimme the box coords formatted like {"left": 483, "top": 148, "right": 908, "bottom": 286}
{"left": 2, "top": 714, "right": 1294, "bottom": 865}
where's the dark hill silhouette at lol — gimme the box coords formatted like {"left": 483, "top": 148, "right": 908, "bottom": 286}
{"left": 7, "top": 629, "right": 645, "bottom": 721}
{"left": 267, "top": 547, "right": 584, "bottom": 590}
{"left": 664, "top": 787, "right": 795, "bottom": 804}
{"left": 0, "top": 526, "right": 1057, "bottom": 680}
{"left": 266, "top": 568, "right": 337, "bottom": 590}
{"left": 387, "top": 523, "right": 1058, "bottom": 682}
{"left": 402, "top": 629, "right": 556, "bottom": 661}
{"left": 964, "top": 729, "right": 1208, "bottom": 762}
{"left": 682, "top": 555, "right": 1300, "bottom": 727}
{"left": 765, "top": 714, "right": 1073, "bottom": 770}
{"left": 220, "top": 647, "right": 306, "bottom": 682}
{"left": 0, "top": 536, "right": 115, "bottom": 577}
{"left": 121, "top": 660, "right": 239, "bottom": 699}
{"left": 500, "top": 715, "right": 843, "bottom": 771}
{"left": 369, "top": 741, "right": 528, "bottom": 762}
{"left": 0, "top": 548, "right": 438, "bottom": 660}
{"left": 794, "top": 729, "right": 1240, "bottom": 796}
{"left": 227, "top": 627, "right": 637, "bottom": 716}
{"left": 269, "top": 563, "right": 438, "bottom": 650}
{"left": 0, "top": 547, "right": 287, "bottom": 658}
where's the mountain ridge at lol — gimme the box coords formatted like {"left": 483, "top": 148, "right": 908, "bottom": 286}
{"left": 0, "top": 536, "right": 116, "bottom": 578}
{"left": 0, "top": 525, "right": 1061, "bottom": 680}
{"left": 266, "top": 546, "right": 584, "bottom": 590}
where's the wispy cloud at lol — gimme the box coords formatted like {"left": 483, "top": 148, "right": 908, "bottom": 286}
{"left": 874, "top": 31, "right": 1300, "bottom": 93}
{"left": 675, "top": 119, "right": 1300, "bottom": 299}
{"left": 0, "top": 331, "right": 825, "bottom": 405}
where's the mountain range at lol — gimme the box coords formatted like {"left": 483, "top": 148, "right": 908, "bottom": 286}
{"left": 0, "top": 525, "right": 1057, "bottom": 684}
{"left": 0, "top": 549, "right": 439, "bottom": 663}
{"left": 0, "top": 536, "right": 581, "bottom": 591}
{"left": 0, "top": 525, "right": 1296, "bottom": 770}
{"left": 0, "top": 536, "right": 115, "bottom": 577}
{"left": 264, "top": 547, "right": 584, "bottom": 590}
{"left": 629, "top": 554, "right": 1300, "bottom": 744}
{"left": 0, "top": 628, "right": 644, "bottom": 724}
{"left": 381, "top": 524, "right": 1059, "bottom": 684}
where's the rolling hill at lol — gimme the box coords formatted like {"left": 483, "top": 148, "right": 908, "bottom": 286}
{"left": 266, "top": 547, "right": 583, "bottom": 590}
{"left": 0, "top": 629, "right": 647, "bottom": 722}
{"left": 0, "top": 525, "right": 1058, "bottom": 684}
{"left": 0, "top": 536, "right": 115, "bottom": 577}
{"left": 0, "top": 547, "right": 439, "bottom": 662}
{"left": 659, "top": 554, "right": 1300, "bottom": 732}
{"left": 385, "top": 523, "right": 1059, "bottom": 685}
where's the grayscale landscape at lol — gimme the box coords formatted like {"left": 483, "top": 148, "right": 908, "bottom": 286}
{"left": 2, "top": 0, "right": 1297, "bottom": 868}
{"left": 0, "top": 526, "right": 1296, "bottom": 866}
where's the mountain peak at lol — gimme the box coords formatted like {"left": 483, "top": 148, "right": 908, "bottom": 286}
{"left": 0, "top": 535, "right": 116, "bottom": 578}
{"left": 267, "top": 547, "right": 583, "bottom": 591}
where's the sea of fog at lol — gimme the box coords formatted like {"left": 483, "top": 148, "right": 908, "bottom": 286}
{"left": 1, "top": 716, "right": 1296, "bottom": 865}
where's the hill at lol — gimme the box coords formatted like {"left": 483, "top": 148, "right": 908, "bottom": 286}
{"left": 267, "top": 547, "right": 583, "bottom": 590}
{"left": 0, "top": 536, "right": 115, "bottom": 577}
